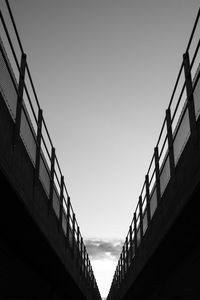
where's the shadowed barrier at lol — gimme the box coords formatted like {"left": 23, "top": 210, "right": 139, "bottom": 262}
{"left": 108, "top": 7, "right": 200, "bottom": 300}
{"left": 0, "top": 1, "right": 101, "bottom": 299}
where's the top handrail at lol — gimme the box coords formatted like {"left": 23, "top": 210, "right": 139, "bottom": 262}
{"left": 5, "top": 0, "right": 24, "bottom": 54}
{"left": 186, "top": 7, "right": 200, "bottom": 53}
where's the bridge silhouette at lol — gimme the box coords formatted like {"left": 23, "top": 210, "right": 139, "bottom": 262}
{"left": 0, "top": 1, "right": 200, "bottom": 300}
{"left": 0, "top": 1, "right": 101, "bottom": 299}
{"left": 108, "top": 7, "right": 200, "bottom": 300}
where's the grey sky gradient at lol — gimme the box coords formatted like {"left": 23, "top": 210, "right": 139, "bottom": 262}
{"left": 2, "top": 0, "right": 199, "bottom": 297}
{"left": 85, "top": 238, "right": 123, "bottom": 260}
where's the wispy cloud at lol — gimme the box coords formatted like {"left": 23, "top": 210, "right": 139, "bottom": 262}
{"left": 85, "top": 238, "right": 123, "bottom": 261}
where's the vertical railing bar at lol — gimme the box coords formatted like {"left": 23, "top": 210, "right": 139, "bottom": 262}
{"left": 59, "top": 175, "right": 64, "bottom": 231}
{"left": 66, "top": 196, "right": 70, "bottom": 247}
{"left": 129, "top": 224, "right": 133, "bottom": 261}
{"left": 154, "top": 147, "right": 161, "bottom": 203}
{"left": 145, "top": 174, "right": 151, "bottom": 225}
{"left": 13, "top": 53, "right": 26, "bottom": 146}
{"left": 139, "top": 196, "right": 143, "bottom": 241}
{"left": 80, "top": 236, "right": 83, "bottom": 275}
{"left": 166, "top": 109, "right": 175, "bottom": 179}
{"left": 72, "top": 212, "right": 76, "bottom": 257}
{"left": 49, "top": 147, "right": 55, "bottom": 208}
{"left": 34, "top": 109, "right": 43, "bottom": 184}
{"left": 183, "top": 52, "right": 197, "bottom": 142}
{"left": 134, "top": 212, "right": 137, "bottom": 253}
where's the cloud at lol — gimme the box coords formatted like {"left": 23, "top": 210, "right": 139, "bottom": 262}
{"left": 85, "top": 238, "right": 123, "bottom": 261}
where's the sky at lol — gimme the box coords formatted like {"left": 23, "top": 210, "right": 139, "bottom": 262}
{"left": 1, "top": 0, "right": 199, "bottom": 298}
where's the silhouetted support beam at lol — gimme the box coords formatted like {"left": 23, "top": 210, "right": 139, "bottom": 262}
{"left": 86, "top": 253, "right": 89, "bottom": 281}
{"left": 121, "top": 250, "right": 124, "bottom": 280}
{"left": 166, "top": 109, "right": 175, "bottom": 179}
{"left": 59, "top": 175, "right": 64, "bottom": 231}
{"left": 119, "top": 255, "right": 122, "bottom": 283}
{"left": 123, "top": 245, "right": 126, "bottom": 279}
{"left": 139, "top": 196, "right": 143, "bottom": 241}
{"left": 49, "top": 147, "right": 55, "bottom": 210}
{"left": 134, "top": 212, "right": 137, "bottom": 253}
{"left": 84, "top": 245, "right": 86, "bottom": 278}
{"left": 129, "top": 224, "right": 133, "bottom": 261}
{"left": 125, "top": 236, "right": 128, "bottom": 271}
{"left": 117, "top": 267, "right": 120, "bottom": 287}
{"left": 183, "top": 51, "right": 197, "bottom": 142}
{"left": 80, "top": 236, "right": 83, "bottom": 274}
{"left": 34, "top": 109, "right": 43, "bottom": 184}
{"left": 13, "top": 53, "right": 26, "bottom": 146}
{"left": 72, "top": 212, "right": 76, "bottom": 257}
{"left": 145, "top": 174, "right": 151, "bottom": 225}
{"left": 66, "top": 196, "right": 70, "bottom": 247}
{"left": 154, "top": 146, "right": 161, "bottom": 203}
{"left": 77, "top": 226, "right": 80, "bottom": 267}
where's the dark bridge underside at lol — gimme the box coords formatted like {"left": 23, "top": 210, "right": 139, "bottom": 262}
{"left": 116, "top": 120, "right": 200, "bottom": 300}
{"left": 123, "top": 181, "right": 200, "bottom": 300}
{"left": 0, "top": 162, "right": 85, "bottom": 300}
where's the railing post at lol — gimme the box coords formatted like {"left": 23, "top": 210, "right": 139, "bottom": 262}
{"left": 59, "top": 175, "right": 64, "bottom": 231}
{"left": 139, "top": 196, "right": 143, "bottom": 241}
{"left": 145, "top": 174, "right": 151, "bottom": 225}
{"left": 166, "top": 109, "right": 175, "bottom": 179}
{"left": 125, "top": 236, "right": 129, "bottom": 271}
{"left": 77, "top": 226, "right": 80, "bottom": 267}
{"left": 154, "top": 147, "right": 161, "bottom": 203}
{"left": 80, "top": 237, "right": 83, "bottom": 275}
{"left": 49, "top": 147, "right": 55, "bottom": 210}
{"left": 129, "top": 224, "right": 133, "bottom": 261}
{"left": 119, "top": 255, "right": 122, "bottom": 282}
{"left": 66, "top": 196, "right": 70, "bottom": 247}
{"left": 72, "top": 212, "right": 76, "bottom": 257}
{"left": 117, "top": 267, "right": 120, "bottom": 288}
{"left": 34, "top": 109, "right": 43, "bottom": 185}
{"left": 183, "top": 51, "right": 196, "bottom": 142}
{"left": 134, "top": 212, "right": 137, "bottom": 253}
{"left": 13, "top": 53, "right": 26, "bottom": 146}
{"left": 122, "top": 246, "right": 125, "bottom": 279}
{"left": 84, "top": 246, "right": 86, "bottom": 278}
{"left": 86, "top": 254, "right": 89, "bottom": 282}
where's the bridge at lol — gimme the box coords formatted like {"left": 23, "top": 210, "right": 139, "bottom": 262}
{"left": 1, "top": 1, "right": 200, "bottom": 300}
{"left": 108, "top": 7, "right": 200, "bottom": 300}
{"left": 0, "top": 1, "right": 101, "bottom": 299}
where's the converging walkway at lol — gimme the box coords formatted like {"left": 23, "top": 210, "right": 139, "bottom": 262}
{"left": 0, "top": 1, "right": 200, "bottom": 300}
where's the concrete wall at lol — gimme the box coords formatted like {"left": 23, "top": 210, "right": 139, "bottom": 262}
{"left": 0, "top": 91, "right": 96, "bottom": 299}
{"left": 112, "top": 83, "right": 200, "bottom": 300}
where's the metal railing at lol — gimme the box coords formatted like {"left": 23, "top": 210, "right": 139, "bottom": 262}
{"left": 0, "top": 1, "right": 101, "bottom": 298}
{"left": 108, "top": 7, "right": 200, "bottom": 300}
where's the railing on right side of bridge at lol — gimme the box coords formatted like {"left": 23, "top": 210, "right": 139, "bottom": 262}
{"left": 0, "top": 1, "right": 101, "bottom": 299}
{"left": 107, "top": 7, "right": 200, "bottom": 300}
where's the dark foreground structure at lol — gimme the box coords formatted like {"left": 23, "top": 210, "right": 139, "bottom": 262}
{"left": 0, "top": 1, "right": 101, "bottom": 299}
{"left": 108, "top": 7, "right": 200, "bottom": 300}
